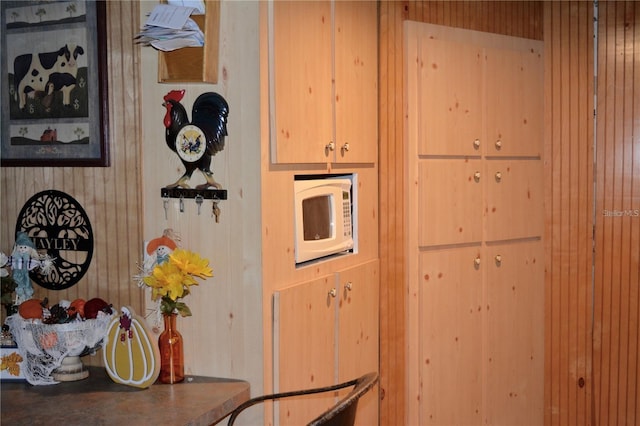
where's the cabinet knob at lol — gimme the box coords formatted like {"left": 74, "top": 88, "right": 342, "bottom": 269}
{"left": 329, "top": 288, "right": 337, "bottom": 298}
{"left": 495, "top": 254, "right": 502, "bottom": 265}
{"left": 326, "top": 141, "right": 335, "bottom": 152}
{"left": 473, "top": 139, "right": 480, "bottom": 149}
{"left": 474, "top": 257, "right": 481, "bottom": 267}
{"left": 344, "top": 282, "right": 353, "bottom": 291}
{"left": 495, "top": 171, "right": 502, "bottom": 182}
{"left": 341, "top": 143, "right": 350, "bottom": 153}
{"left": 495, "top": 140, "right": 502, "bottom": 150}
{"left": 474, "top": 171, "right": 481, "bottom": 182}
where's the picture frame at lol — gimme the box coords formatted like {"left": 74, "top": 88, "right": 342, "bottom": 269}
{"left": 0, "top": 0, "right": 109, "bottom": 167}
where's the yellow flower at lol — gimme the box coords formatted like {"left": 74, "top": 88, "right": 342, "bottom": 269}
{"left": 141, "top": 248, "right": 212, "bottom": 317}
{"left": 169, "top": 249, "right": 213, "bottom": 279}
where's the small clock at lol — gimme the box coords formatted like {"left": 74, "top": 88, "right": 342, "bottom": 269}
{"left": 175, "top": 124, "right": 207, "bottom": 163}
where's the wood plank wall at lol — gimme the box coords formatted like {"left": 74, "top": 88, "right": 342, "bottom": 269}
{"left": 378, "top": 2, "right": 542, "bottom": 424}
{"left": 0, "top": 2, "right": 143, "bottom": 350}
{"left": 543, "top": 2, "right": 594, "bottom": 425}
{"left": 593, "top": 2, "right": 640, "bottom": 425}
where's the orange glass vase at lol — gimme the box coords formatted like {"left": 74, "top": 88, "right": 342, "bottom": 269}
{"left": 158, "top": 313, "right": 184, "bottom": 384}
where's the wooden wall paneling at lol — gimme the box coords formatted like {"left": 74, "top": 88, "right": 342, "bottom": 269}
{"left": 378, "top": 1, "right": 405, "bottom": 425}
{"left": 0, "top": 2, "right": 144, "bottom": 346}
{"left": 594, "top": 2, "right": 640, "bottom": 425}
{"left": 543, "top": 2, "right": 594, "bottom": 425}
{"left": 543, "top": 4, "right": 561, "bottom": 424}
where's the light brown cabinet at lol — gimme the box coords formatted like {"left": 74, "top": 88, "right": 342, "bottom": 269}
{"left": 417, "top": 240, "right": 544, "bottom": 425}
{"left": 415, "top": 29, "right": 543, "bottom": 158}
{"left": 273, "top": 260, "right": 379, "bottom": 425}
{"left": 485, "top": 45, "right": 544, "bottom": 158}
{"left": 406, "top": 22, "right": 544, "bottom": 425}
{"left": 418, "top": 159, "right": 484, "bottom": 246}
{"left": 484, "top": 159, "right": 544, "bottom": 240}
{"left": 484, "top": 240, "right": 544, "bottom": 425}
{"left": 268, "top": 0, "right": 377, "bottom": 164}
{"left": 418, "top": 158, "right": 543, "bottom": 246}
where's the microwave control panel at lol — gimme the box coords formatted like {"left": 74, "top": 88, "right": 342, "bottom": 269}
{"left": 343, "top": 190, "right": 352, "bottom": 237}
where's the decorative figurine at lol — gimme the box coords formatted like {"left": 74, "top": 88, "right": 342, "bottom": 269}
{"left": 135, "top": 229, "right": 180, "bottom": 331}
{"left": 144, "top": 230, "right": 179, "bottom": 268}
{"left": 162, "top": 90, "right": 229, "bottom": 190}
{"left": 0, "top": 232, "right": 54, "bottom": 305}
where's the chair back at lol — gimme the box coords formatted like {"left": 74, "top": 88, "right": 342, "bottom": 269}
{"left": 308, "top": 372, "right": 378, "bottom": 426}
{"left": 226, "top": 372, "right": 378, "bottom": 426}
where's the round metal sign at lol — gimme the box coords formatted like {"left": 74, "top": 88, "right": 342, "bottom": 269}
{"left": 15, "top": 190, "right": 94, "bottom": 290}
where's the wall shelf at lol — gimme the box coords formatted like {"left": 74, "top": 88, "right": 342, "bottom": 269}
{"left": 157, "top": 0, "right": 220, "bottom": 83}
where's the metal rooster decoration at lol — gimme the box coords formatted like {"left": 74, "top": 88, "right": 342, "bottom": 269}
{"left": 162, "top": 90, "right": 229, "bottom": 189}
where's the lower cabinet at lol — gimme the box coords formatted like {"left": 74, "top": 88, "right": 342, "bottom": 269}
{"left": 417, "top": 240, "right": 543, "bottom": 425}
{"left": 273, "top": 259, "right": 379, "bottom": 425}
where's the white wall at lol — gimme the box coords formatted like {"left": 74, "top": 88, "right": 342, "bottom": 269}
{"left": 138, "top": 0, "right": 262, "bottom": 400}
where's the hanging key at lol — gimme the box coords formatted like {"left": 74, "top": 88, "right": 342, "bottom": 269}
{"left": 163, "top": 196, "right": 169, "bottom": 220}
{"left": 195, "top": 195, "right": 203, "bottom": 215}
{"left": 212, "top": 201, "right": 221, "bottom": 223}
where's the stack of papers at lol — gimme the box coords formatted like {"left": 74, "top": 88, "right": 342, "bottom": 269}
{"left": 136, "top": 4, "right": 205, "bottom": 52}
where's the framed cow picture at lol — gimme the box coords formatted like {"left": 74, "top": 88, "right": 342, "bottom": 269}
{"left": 0, "top": 0, "right": 109, "bottom": 167}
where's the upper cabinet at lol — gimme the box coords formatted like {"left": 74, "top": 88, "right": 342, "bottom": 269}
{"left": 416, "top": 33, "right": 543, "bottom": 158}
{"left": 269, "top": 1, "right": 378, "bottom": 164}
{"left": 416, "top": 38, "right": 484, "bottom": 157}
{"left": 484, "top": 46, "right": 543, "bottom": 158}
{"left": 332, "top": 1, "right": 378, "bottom": 164}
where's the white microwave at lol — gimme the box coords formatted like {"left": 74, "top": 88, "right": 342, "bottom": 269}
{"left": 294, "top": 175, "right": 356, "bottom": 264}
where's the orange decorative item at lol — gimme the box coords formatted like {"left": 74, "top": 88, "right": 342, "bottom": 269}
{"left": 39, "top": 332, "right": 58, "bottom": 350}
{"left": 158, "top": 313, "right": 184, "bottom": 384}
{"left": 18, "top": 298, "right": 44, "bottom": 319}
{"left": 68, "top": 298, "right": 86, "bottom": 318}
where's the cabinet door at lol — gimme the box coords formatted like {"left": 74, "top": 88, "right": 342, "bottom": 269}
{"left": 336, "top": 260, "right": 379, "bottom": 425}
{"left": 484, "top": 159, "right": 544, "bottom": 241}
{"left": 485, "top": 44, "right": 544, "bottom": 157}
{"left": 271, "top": 1, "right": 333, "bottom": 164}
{"left": 416, "top": 36, "right": 484, "bottom": 157}
{"left": 418, "top": 246, "right": 483, "bottom": 425}
{"left": 274, "top": 275, "right": 336, "bottom": 425}
{"left": 418, "top": 159, "right": 483, "bottom": 246}
{"left": 485, "top": 240, "right": 544, "bottom": 425}
{"left": 334, "top": 1, "right": 378, "bottom": 163}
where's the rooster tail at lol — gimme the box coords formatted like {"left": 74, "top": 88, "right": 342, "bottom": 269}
{"left": 192, "top": 93, "right": 229, "bottom": 134}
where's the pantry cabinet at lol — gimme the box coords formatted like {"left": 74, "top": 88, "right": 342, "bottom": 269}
{"left": 273, "top": 260, "right": 379, "bottom": 425}
{"left": 415, "top": 37, "right": 483, "bottom": 157}
{"left": 418, "top": 245, "right": 483, "bottom": 425}
{"left": 418, "top": 240, "right": 544, "bottom": 425}
{"left": 406, "top": 22, "right": 544, "bottom": 425}
{"left": 484, "top": 159, "right": 544, "bottom": 241}
{"left": 418, "top": 159, "right": 483, "bottom": 246}
{"left": 484, "top": 46, "right": 544, "bottom": 158}
{"left": 418, "top": 158, "right": 543, "bottom": 246}
{"left": 268, "top": 0, "right": 377, "bottom": 164}
{"left": 484, "top": 240, "right": 544, "bottom": 425}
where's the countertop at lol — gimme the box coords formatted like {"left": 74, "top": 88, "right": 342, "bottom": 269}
{"left": 1, "top": 366, "right": 250, "bottom": 426}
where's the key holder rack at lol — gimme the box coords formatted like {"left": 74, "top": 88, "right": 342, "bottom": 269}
{"left": 160, "top": 187, "right": 227, "bottom": 222}
{"left": 160, "top": 187, "right": 227, "bottom": 201}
